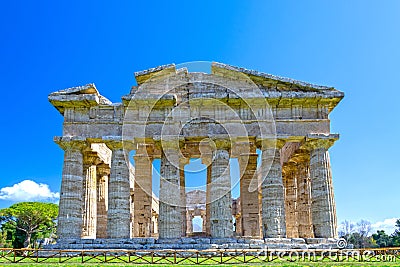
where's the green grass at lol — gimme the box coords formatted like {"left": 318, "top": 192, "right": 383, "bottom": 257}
{"left": 0, "top": 254, "right": 398, "bottom": 266}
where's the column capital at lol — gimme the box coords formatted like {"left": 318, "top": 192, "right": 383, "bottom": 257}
{"left": 301, "top": 134, "right": 339, "bottom": 151}
{"left": 232, "top": 137, "right": 256, "bottom": 157}
{"left": 83, "top": 151, "right": 102, "bottom": 166}
{"left": 54, "top": 136, "right": 87, "bottom": 151}
{"left": 179, "top": 156, "right": 190, "bottom": 167}
{"left": 97, "top": 163, "right": 110, "bottom": 176}
{"left": 135, "top": 142, "right": 154, "bottom": 158}
{"left": 256, "top": 137, "right": 285, "bottom": 150}
{"left": 288, "top": 149, "right": 310, "bottom": 163}
{"left": 212, "top": 138, "right": 231, "bottom": 151}
{"left": 156, "top": 135, "right": 184, "bottom": 151}
{"left": 102, "top": 136, "right": 131, "bottom": 151}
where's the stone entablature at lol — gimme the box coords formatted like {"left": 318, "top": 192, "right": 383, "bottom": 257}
{"left": 49, "top": 62, "right": 343, "bottom": 244}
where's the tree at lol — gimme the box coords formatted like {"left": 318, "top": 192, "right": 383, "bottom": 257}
{"left": 372, "top": 230, "right": 392, "bottom": 248}
{"left": 339, "top": 220, "right": 356, "bottom": 238}
{"left": 0, "top": 202, "right": 58, "bottom": 248}
{"left": 339, "top": 219, "right": 374, "bottom": 248}
{"left": 390, "top": 219, "right": 400, "bottom": 246}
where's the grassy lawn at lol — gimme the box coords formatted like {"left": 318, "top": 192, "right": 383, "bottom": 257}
{"left": 0, "top": 255, "right": 398, "bottom": 266}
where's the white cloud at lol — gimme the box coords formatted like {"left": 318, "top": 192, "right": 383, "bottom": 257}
{"left": 371, "top": 218, "right": 398, "bottom": 235}
{"left": 0, "top": 180, "right": 59, "bottom": 202}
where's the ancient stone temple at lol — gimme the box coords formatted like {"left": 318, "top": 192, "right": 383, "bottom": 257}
{"left": 48, "top": 62, "right": 344, "bottom": 249}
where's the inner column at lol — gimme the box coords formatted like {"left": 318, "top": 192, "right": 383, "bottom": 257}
{"left": 96, "top": 163, "right": 109, "bottom": 239}
{"left": 238, "top": 151, "right": 260, "bottom": 237}
{"left": 82, "top": 151, "right": 100, "bottom": 239}
{"left": 133, "top": 143, "right": 153, "bottom": 237}
{"left": 283, "top": 161, "right": 298, "bottom": 238}
{"left": 180, "top": 157, "right": 189, "bottom": 237}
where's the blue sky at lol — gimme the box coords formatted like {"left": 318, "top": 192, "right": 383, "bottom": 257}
{"left": 0, "top": 1, "right": 399, "bottom": 233}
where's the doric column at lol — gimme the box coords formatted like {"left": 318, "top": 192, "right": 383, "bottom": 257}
{"left": 283, "top": 162, "right": 298, "bottom": 238}
{"left": 82, "top": 151, "right": 101, "bottom": 239}
{"left": 55, "top": 137, "right": 86, "bottom": 240}
{"left": 204, "top": 164, "right": 212, "bottom": 236}
{"left": 104, "top": 139, "right": 131, "bottom": 238}
{"left": 259, "top": 139, "right": 286, "bottom": 238}
{"left": 295, "top": 157, "right": 314, "bottom": 238}
{"left": 305, "top": 137, "right": 338, "bottom": 238}
{"left": 180, "top": 157, "right": 189, "bottom": 237}
{"left": 158, "top": 139, "right": 183, "bottom": 239}
{"left": 201, "top": 152, "right": 212, "bottom": 236}
{"left": 209, "top": 139, "right": 233, "bottom": 238}
{"left": 133, "top": 142, "right": 153, "bottom": 237}
{"left": 96, "top": 163, "right": 109, "bottom": 239}
{"left": 238, "top": 152, "right": 260, "bottom": 237}
{"left": 186, "top": 212, "right": 193, "bottom": 234}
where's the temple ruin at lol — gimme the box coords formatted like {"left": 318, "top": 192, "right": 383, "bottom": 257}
{"left": 48, "top": 62, "right": 344, "bottom": 249}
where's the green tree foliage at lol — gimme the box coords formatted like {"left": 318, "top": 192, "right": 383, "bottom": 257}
{"left": 372, "top": 230, "right": 392, "bottom": 247}
{"left": 390, "top": 219, "right": 400, "bottom": 246}
{"left": 0, "top": 202, "right": 58, "bottom": 248}
{"left": 371, "top": 219, "right": 400, "bottom": 248}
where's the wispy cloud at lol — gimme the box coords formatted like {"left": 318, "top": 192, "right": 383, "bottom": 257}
{"left": 0, "top": 180, "right": 59, "bottom": 202}
{"left": 371, "top": 218, "right": 398, "bottom": 235}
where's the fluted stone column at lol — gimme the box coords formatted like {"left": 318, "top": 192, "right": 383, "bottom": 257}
{"left": 180, "top": 157, "right": 189, "bottom": 237}
{"left": 96, "top": 163, "right": 109, "bottom": 238}
{"left": 260, "top": 140, "right": 286, "bottom": 238}
{"left": 55, "top": 137, "right": 86, "bottom": 240}
{"left": 133, "top": 143, "right": 153, "bottom": 237}
{"left": 104, "top": 139, "right": 131, "bottom": 238}
{"left": 209, "top": 140, "right": 233, "bottom": 238}
{"left": 82, "top": 151, "right": 101, "bottom": 239}
{"left": 205, "top": 164, "right": 212, "bottom": 236}
{"left": 283, "top": 162, "right": 298, "bottom": 238}
{"left": 238, "top": 153, "right": 260, "bottom": 237}
{"left": 296, "top": 156, "right": 314, "bottom": 238}
{"left": 307, "top": 139, "right": 338, "bottom": 238}
{"left": 158, "top": 140, "right": 183, "bottom": 238}
{"left": 186, "top": 212, "right": 193, "bottom": 234}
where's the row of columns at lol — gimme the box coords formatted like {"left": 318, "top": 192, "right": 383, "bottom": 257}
{"left": 56, "top": 137, "right": 337, "bottom": 240}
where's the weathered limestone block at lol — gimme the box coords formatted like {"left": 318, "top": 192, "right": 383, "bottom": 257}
{"left": 238, "top": 153, "right": 260, "bottom": 237}
{"left": 96, "top": 163, "right": 109, "bottom": 238}
{"left": 307, "top": 138, "right": 337, "bottom": 238}
{"left": 133, "top": 143, "right": 153, "bottom": 237}
{"left": 260, "top": 140, "right": 286, "bottom": 238}
{"left": 55, "top": 137, "right": 86, "bottom": 239}
{"left": 104, "top": 139, "right": 131, "bottom": 238}
{"left": 159, "top": 145, "right": 183, "bottom": 238}
{"left": 210, "top": 146, "right": 233, "bottom": 238}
